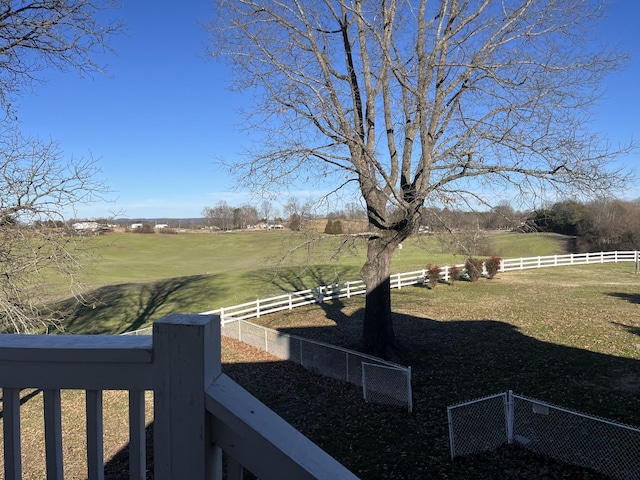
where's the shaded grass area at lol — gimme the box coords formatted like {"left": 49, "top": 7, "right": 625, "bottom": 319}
{"left": 73, "top": 263, "right": 639, "bottom": 479}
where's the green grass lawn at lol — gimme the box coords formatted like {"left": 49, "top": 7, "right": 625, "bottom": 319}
{"left": 57, "top": 230, "right": 568, "bottom": 334}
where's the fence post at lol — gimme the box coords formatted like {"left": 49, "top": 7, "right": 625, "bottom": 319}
{"left": 506, "top": 390, "right": 514, "bottom": 445}
{"left": 636, "top": 251, "right": 639, "bottom": 274}
{"left": 361, "top": 366, "right": 368, "bottom": 403}
{"left": 447, "top": 407, "right": 455, "bottom": 459}
{"left": 407, "top": 366, "right": 413, "bottom": 413}
{"left": 345, "top": 351, "right": 350, "bottom": 383}
{"left": 264, "top": 328, "right": 269, "bottom": 352}
{"left": 153, "top": 314, "right": 221, "bottom": 480}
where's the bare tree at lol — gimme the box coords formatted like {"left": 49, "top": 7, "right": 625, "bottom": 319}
{"left": 206, "top": 200, "right": 235, "bottom": 230}
{"left": 0, "top": 131, "right": 109, "bottom": 332}
{"left": 0, "top": 0, "right": 122, "bottom": 332}
{"left": 0, "top": 0, "right": 123, "bottom": 111}
{"left": 240, "top": 203, "right": 259, "bottom": 227}
{"left": 209, "top": 0, "right": 631, "bottom": 357}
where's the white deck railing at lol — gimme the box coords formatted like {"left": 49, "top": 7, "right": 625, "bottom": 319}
{"left": 0, "top": 314, "right": 359, "bottom": 480}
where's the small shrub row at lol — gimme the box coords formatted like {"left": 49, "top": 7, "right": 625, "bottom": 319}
{"left": 464, "top": 256, "right": 502, "bottom": 281}
{"left": 324, "top": 219, "right": 343, "bottom": 234}
{"left": 424, "top": 257, "right": 502, "bottom": 288}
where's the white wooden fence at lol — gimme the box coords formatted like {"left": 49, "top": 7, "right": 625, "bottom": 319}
{"left": 200, "top": 251, "right": 639, "bottom": 322}
{"left": 118, "top": 251, "right": 640, "bottom": 334}
{"left": 0, "top": 314, "right": 359, "bottom": 480}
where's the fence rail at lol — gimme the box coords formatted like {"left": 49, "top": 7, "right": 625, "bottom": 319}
{"left": 501, "top": 250, "right": 639, "bottom": 272}
{"left": 448, "top": 390, "right": 640, "bottom": 480}
{"left": 196, "top": 251, "right": 639, "bottom": 323}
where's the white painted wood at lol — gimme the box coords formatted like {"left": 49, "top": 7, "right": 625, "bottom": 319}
{"left": 44, "top": 389, "right": 64, "bottom": 479}
{"left": 206, "top": 374, "right": 359, "bottom": 480}
{"left": 0, "top": 335, "right": 152, "bottom": 390}
{"left": 225, "top": 456, "right": 243, "bottom": 480}
{"left": 3, "top": 388, "right": 22, "bottom": 480}
{"left": 0, "top": 361, "right": 153, "bottom": 390}
{"left": 128, "top": 390, "right": 146, "bottom": 480}
{"left": 0, "top": 335, "right": 152, "bottom": 362}
{"left": 86, "top": 390, "right": 104, "bottom": 480}
{"left": 152, "top": 314, "right": 221, "bottom": 480}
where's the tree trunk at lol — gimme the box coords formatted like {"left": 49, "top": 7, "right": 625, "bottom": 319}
{"left": 361, "top": 234, "right": 399, "bottom": 359}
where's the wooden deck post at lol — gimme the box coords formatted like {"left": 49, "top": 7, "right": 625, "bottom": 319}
{"left": 153, "top": 314, "right": 221, "bottom": 480}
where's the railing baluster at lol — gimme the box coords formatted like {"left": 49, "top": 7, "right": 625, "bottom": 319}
{"left": 44, "top": 389, "right": 64, "bottom": 479}
{"left": 129, "top": 390, "right": 147, "bottom": 480}
{"left": 226, "top": 456, "right": 243, "bottom": 480}
{"left": 86, "top": 390, "right": 104, "bottom": 480}
{"left": 3, "top": 388, "right": 22, "bottom": 480}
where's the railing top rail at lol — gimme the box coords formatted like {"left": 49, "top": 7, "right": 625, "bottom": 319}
{"left": 361, "top": 361, "right": 409, "bottom": 372}
{"left": 0, "top": 334, "right": 152, "bottom": 363}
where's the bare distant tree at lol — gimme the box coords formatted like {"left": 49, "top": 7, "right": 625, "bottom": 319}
{"left": 209, "top": 0, "right": 631, "bottom": 357}
{"left": 0, "top": 0, "right": 122, "bottom": 332}
{"left": 261, "top": 199, "right": 272, "bottom": 225}
{"left": 240, "top": 203, "right": 259, "bottom": 227}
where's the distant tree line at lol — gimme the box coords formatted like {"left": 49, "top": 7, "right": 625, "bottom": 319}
{"left": 201, "top": 198, "right": 368, "bottom": 232}
{"left": 525, "top": 199, "right": 640, "bottom": 252}
{"left": 168, "top": 197, "right": 640, "bottom": 254}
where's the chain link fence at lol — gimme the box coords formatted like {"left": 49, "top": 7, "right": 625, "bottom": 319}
{"left": 222, "top": 319, "right": 412, "bottom": 412}
{"left": 448, "top": 391, "right": 640, "bottom": 479}
{"left": 447, "top": 393, "right": 509, "bottom": 457}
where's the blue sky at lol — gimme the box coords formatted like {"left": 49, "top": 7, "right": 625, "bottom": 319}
{"left": 14, "top": 0, "right": 640, "bottom": 220}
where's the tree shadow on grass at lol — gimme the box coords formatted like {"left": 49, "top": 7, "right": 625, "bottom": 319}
{"left": 607, "top": 292, "right": 640, "bottom": 305}
{"left": 100, "top": 303, "right": 638, "bottom": 479}
{"left": 58, "top": 274, "right": 228, "bottom": 334}
{"left": 611, "top": 321, "right": 640, "bottom": 338}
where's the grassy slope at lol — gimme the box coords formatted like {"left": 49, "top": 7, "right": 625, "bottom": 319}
{"left": 60, "top": 231, "right": 567, "bottom": 334}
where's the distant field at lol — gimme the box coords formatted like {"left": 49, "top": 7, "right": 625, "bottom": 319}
{"left": 55, "top": 230, "right": 569, "bottom": 334}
